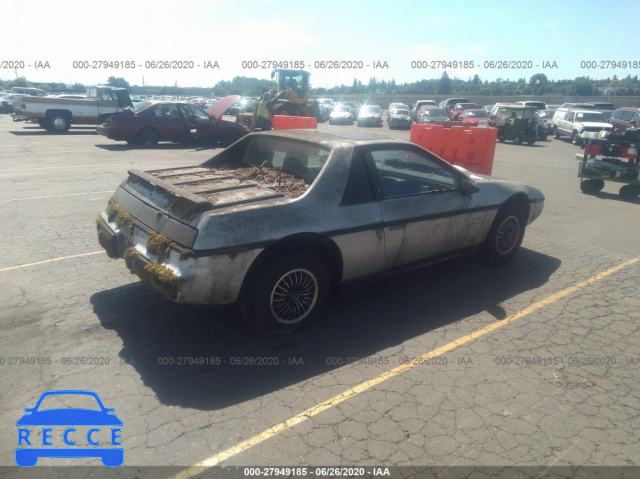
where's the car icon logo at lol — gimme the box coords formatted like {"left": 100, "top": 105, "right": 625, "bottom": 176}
{"left": 16, "top": 390, "right": 123, "bottom": 467}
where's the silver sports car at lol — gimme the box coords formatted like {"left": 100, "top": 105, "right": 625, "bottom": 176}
{"left": 97, "top": 129, "right": 544, "bottom": 335}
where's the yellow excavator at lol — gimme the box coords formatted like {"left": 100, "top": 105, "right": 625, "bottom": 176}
{"left": 238, "top": 69, "right": 321, "bottom": 131}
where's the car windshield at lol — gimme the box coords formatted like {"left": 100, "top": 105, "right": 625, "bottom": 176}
{"left": 576, "top": 112, "right": 606, "bottom": 122}
{"left": 336, "top": 106, "right": 351, "bottom": 113}
{"left": 423, "top": 108, "right": 447, "bottom": 117}
{"left": 362, "top": 106, "right": 381, "bottom": 113}
{"left": 395, "top": 109, "right": 410, "bottom": 116}
{"left": 134, "top": 101, "right": 152, "bottom": 112}
{"left": 36, "top": 393, "right": 102, "bottom": 411}
{"left": 241, "top": 136, "right": 331, "bottom": 185}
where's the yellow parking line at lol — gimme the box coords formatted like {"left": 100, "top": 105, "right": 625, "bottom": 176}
{"left": 170, "top": 256, "right": 640, "bottom": 478}
{"left": 0, "top": 191, "right": 114, "bottom": 203}
{"left": 0, "top": 251, "right": 104, "bottom": 272}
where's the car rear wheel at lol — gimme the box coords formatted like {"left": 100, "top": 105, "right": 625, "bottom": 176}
{"left": 480, "top": 204, "right": 526, "bottom": 264}
{"left": 46, "top": 113, "right": 71, "bottom": 133}
{"left": 240, "top": 252, "right": 330, "bottom": 335}
{"left": 136, "top": 128, "right": 159, "bottom": 147}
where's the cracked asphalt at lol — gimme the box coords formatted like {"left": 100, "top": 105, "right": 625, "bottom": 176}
{"left": 1, "top": 116, "right": 639, "bottom": 478}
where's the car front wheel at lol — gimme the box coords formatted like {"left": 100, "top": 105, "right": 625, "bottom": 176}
{"left": 240, "top": 252, "right": 330, "bottom": 335}
{"left": 481, "top": 204, "right": 526, "bottom": 264}
{"left": 136, "top": 128, "right": 159, "bottom": 147}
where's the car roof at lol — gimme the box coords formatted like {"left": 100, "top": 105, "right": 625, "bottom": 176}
{"left": 254, "top": 129, "right": 406, "bottom": 145}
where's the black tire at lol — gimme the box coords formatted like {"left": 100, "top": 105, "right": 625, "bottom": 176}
{"left": 125, "top": 139, "right": 136, "bottom": 145}
{"left": 580, "top": 179, "right": 601, "bottom": 195}
{"left": 37, "top": 119, "right": 47, "bottom": 128}
{"left": 220, "top": 129, "right": 241, "bottom": 147}
{"left": 46, "top": 113, "right": 71, "bottom": 133}
{"left": 619, "top": 184, "right": 640, "bottom": 200}
{"left": 136, "top": 128, "right": 159, "bottom": 148}
{"left": 526, "top": 137, "right": 536, "bottom": 145}
{"left": 480, "top": 204, "right": 526, "bottom": 264}
{"left": 240, "top": 252, "right": 330, "bottom": 335}
{"left": 498, "top": 135, "right": 505, "bottom": 143}
{"left": 571, "top": 131, "right": 582, "bottom": 146}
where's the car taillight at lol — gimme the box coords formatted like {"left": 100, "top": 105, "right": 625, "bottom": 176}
{"left": 110, "top": 118, "right": 120, "bottom": 125}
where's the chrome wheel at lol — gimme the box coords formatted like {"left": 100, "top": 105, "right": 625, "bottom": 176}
{"left": 496, "top": 216, "right": 521, "bottom": 255}
{"left": 270, "top": 268, "right": 319, "bottom": 324}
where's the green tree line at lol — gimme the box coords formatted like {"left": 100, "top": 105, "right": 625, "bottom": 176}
{"left": 3, "top": 73, "right": 639, "bottom": 97}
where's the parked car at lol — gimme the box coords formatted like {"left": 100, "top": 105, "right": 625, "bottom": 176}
{"left": 388, "top": 102, "right": 409, "bottom": 115}
{"left": 460, "top": 109, "right": 490, "bottom": 127}
{"left": 450, "top": 103, "right": 478, "bottom": 121}
{"left": 317, "top": 98, "right": 335, "bottom": 112}
{"left": 515, "top": 101, "right": 546, "bottom": 110}
{"left": 609, "top": 107, "right": 640, "bottom": 131}
{"left": 227, "top": 97, "right": 257, "bottom": 116}
{"left": 0, "top": 93, "right": 17, "bottom": 113}
{"left": 96, "top": 101, "right": 249, "bottom": 147}
{"left": 329, "top": 105, "right": 354, "bottom": 125}
{"left": 439, "top": 97, "right": 469, "bottom": 115}
{"left": 341, "top": 101, "right": 360, "bottom": 117}
{"left": 410, "top": 100, "right": 437, "bottom": 121}
{"left": 552, "top": 109, "right": 613, "bottom": 145}
{"left": 357, "top": 105, "right": 383, "bottom": 127}
{"left": 387, "top": 107, "right": 412, "bottom": 129}
{"left": 97, "top": 129, "right": 544, "bottom": 335}
{"left": 418, "top": 107, "right": 449, "bottom": 124}
{"left": 587, "top": 102, "right": 615, "bottom": 111}
{"left": 536, "top": 110, "right": 555, "bottom": 140}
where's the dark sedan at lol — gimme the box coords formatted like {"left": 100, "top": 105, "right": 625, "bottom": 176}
{"left": 96, "top": 101, "right": 249, "bottom": 148}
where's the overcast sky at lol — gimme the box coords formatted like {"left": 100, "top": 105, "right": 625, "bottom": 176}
{"left": 3, "top": 0, "right": 639, "bottom": 89}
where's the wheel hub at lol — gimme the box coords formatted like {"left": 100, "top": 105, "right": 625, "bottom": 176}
{"left": 270, "top": 269, "right": 318, "bottom": 324}
{"left": 496, "top": 216, "right": 520, "bottom": 254}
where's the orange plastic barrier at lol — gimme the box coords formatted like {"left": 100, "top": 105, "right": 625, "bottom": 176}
{"left": 272, "top": 115, "right": 318, "bottom": 130}
{"left": 410, "top": 124, "right": 497, "bottom": 175}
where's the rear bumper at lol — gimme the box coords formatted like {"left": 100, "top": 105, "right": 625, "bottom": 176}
{"left": 96, "top": 125, "right": 136, "bottom": 141}
{"left": 96, "top": 212, "right": 260, "bottom": 305}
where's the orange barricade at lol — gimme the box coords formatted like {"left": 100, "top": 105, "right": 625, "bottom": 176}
{"left": 410, "top": 124, "right": 497, "bottom": 175}
{"left": 272, "top": 115, "right": 318, "bottom": 130}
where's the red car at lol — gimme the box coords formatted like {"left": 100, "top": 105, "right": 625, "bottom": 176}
{"left": 96, "top": 101, "right": 249, "bottom": 147}
{"left": 449, "top": 103, "right": 478, "bottom": 121}
{"left": 460, "top": 109, "right": 490, "bottom": 127}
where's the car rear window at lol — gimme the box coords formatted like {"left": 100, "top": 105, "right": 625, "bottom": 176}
{"left": 241, "top": 136, "right": 331, "bottom": 184}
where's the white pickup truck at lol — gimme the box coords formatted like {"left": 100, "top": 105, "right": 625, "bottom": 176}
{"left": 11, "top": 86, "right": 132, "bottom": 133}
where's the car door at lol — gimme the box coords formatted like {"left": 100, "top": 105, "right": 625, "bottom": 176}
{"left": 559, "top": 111, "right": 574, "bottom": 135}
{"left": 363, "top": 145, "right": 489, "bottom": 270}
{"left": 334, "top": 150, "right": 386, "bottom": 282}
{"left": 150, "top": 103, "right": 188, "bottom": 141}
{"left": 185, "top": 104, "right": 217, "bottom": 142}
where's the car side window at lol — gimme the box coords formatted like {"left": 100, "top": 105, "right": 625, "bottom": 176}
{"left": 366, "top": 147, "right": 459, "bottom": 200}
{"left": 566, "top": 112, "right": 575, "bottom": 122}
{"left": 620, "top": 111, "right": 634, "bottom": 121}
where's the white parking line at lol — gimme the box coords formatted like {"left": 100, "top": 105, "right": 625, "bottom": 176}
{"left": 0, "top": 191, "right": 114, "bottom": 203}
{"left": 0, "top": 251, "right": 104, "bottom": 272}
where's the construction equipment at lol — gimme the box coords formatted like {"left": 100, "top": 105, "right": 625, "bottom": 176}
{"left": 237, "top": 69, "right": 321, "bottom": 131}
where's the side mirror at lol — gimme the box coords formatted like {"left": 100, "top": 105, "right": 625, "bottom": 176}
{"left": 460, "top": 177, "right": 480, "bottom": 196}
